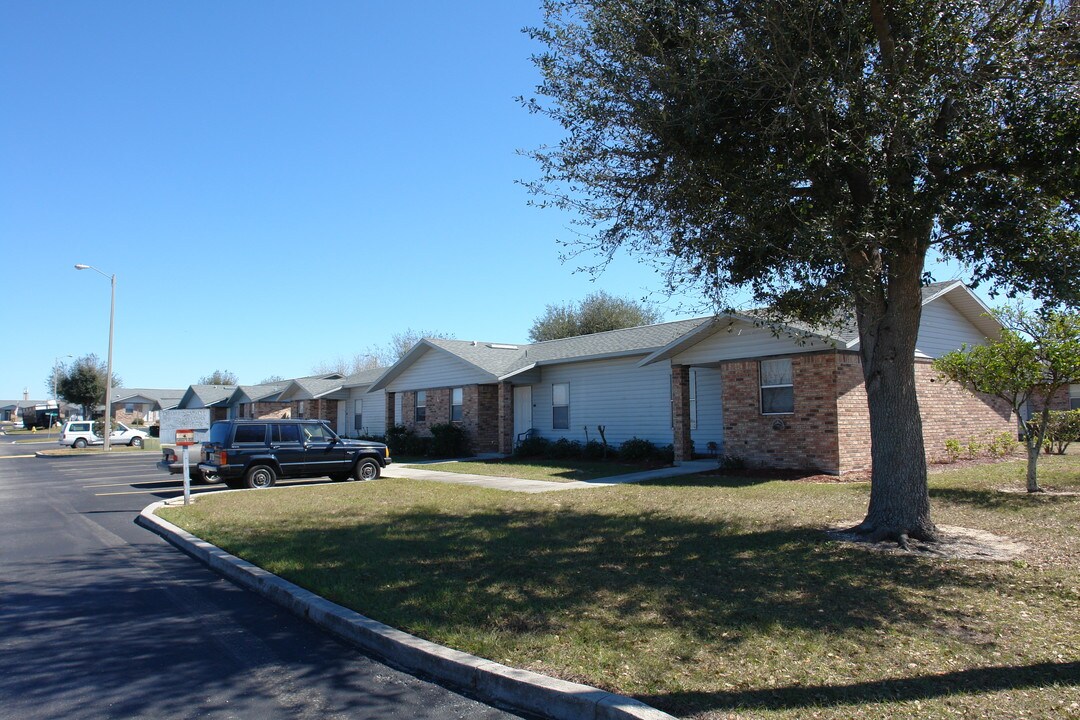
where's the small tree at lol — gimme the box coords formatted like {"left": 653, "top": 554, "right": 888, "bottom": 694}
{"left": 934, "top": 308, "right": 1080, "bottom": 492}
{"left": 199, "top": 370, "right": 239, "bottom": 385}
{"left": 54, "top": 354, "right": 121, "bottom": 419}
{"left": 529, "top": 290, "right": 663, "bottom": 341}
{"left": 1044, "top": 410, "right": 1080, "bottom": 455}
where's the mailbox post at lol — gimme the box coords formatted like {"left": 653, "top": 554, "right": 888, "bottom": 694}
{"left": 175, "top": 429, "right": 196, "bottom": 505}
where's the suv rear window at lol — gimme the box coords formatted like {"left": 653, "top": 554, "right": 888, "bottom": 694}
{"left": 234, "top": 424, "right": 267, "bottom": 444}
{"left": 208, "top": 422, "right": 232, "bottom": 444}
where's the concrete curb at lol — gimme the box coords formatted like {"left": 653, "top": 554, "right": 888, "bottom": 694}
{"left": 137, "top": 499, "right": 677, "bottom": 720}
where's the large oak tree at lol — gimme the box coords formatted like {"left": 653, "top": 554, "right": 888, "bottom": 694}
{"left": 524, "top": 0, "right": 1079, "bottom": 542}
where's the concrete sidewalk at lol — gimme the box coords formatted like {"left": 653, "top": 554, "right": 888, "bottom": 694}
{"left": 384, "top": 458, "right": 719, "bottom": 493}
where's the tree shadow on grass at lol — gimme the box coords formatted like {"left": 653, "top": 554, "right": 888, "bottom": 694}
{"left": 639, "top": 661, "right": 1080, "bottom": 716}
{"left": 931, "top": 486, "right": 1079, "bottom": 511}
{"left": 214, "top": 506, "right": 991, "bottom": 649}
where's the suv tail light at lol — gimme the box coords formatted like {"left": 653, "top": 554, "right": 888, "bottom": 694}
{"left": 219, "top": 451, "right": 228, "bottom": 466}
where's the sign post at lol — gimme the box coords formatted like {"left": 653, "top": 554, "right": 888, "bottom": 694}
{"left": 175, "top": 429, "right": 196, "bottom": 505}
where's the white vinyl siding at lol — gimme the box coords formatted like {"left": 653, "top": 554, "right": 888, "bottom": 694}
{"left": 669, "top": 319, "right": 825, "bottom": 365}
{"left": 915, "top": 298, "right": 993, "bottom": 358}
{"left": 384, "top": 347, "right": 494, "bottom": 392}
{"left": 339, "top": 387, "right": 387, "bottom": 437}
{"left": 531, "top": 356, "right": 680, "bottom": 447}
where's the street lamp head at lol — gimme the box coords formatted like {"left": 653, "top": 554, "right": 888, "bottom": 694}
{"left": 74, "top": 264, "right": 90, "bottom": 270}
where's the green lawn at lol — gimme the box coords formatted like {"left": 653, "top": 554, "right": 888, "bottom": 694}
{"left": 159, "top": 455, "right": 1080, "bottom": 720}
{"left": 402, "top": 457, "right": 648, "bottom": 482}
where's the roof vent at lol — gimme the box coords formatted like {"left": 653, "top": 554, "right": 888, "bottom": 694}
{"left": 487, "top": 343, "right": 519, "bottom": 350}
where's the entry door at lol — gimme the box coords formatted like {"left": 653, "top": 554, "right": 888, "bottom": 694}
{"left": 513, "top": 386, "right": 533, "bottom": 442}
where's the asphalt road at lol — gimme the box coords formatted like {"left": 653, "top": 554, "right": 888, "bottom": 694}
{"left": 0, "top": 437, "right": 524, "bottom": 720}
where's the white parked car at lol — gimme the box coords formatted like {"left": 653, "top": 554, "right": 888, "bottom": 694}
{"left": 58, "top": 420, "right": 149, "bottom": 448}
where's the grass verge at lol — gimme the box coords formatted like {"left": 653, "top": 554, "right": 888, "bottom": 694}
{"left": 159, "top": 455, "right": 1080, "bottom": 719}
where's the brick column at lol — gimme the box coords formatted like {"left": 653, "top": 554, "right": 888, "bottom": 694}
{"left": 385, "top": 391, "right": 396, "bottom": 430}
{"left": 672, "top": 364, "right": 692, "bottom": 465}
{"left": 498, "top": 382, "right": 513, "bottom": 455}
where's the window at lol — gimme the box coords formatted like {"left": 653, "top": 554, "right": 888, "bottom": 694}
{"left": 297, "top": 401, "right": 305, "bottom": 418}
{"left": 451, "top": 388, "right": 463, "bottom": 422}
{"left": 552, "top": 383, "right": 569, "bottom": 430}
{"left": 760, "top": 358, "right": 794, "bottom": 414}
{"left": 124, "top": 403, "right": 135, "bottom": 413}
{"left": 415, "top": 391, "right": 427, "bottom": 422}
{"left": 234, "top": 424, "right": 267, "bottom": 444}
{"left": 354, "top": 399, "right": 363, "bottom": 431}
{"left": 1070, "top": 384, "right": 1080, "bottom": 411}
{"left": 272, "top": 424, "right": 301, "bottom": 443}
{"left": 302, "top": 423, "right": 336, "bottom": 443}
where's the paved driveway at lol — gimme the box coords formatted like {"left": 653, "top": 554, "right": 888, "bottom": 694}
{"left": 0, "top": 448, "right": 523, "bottom": 720}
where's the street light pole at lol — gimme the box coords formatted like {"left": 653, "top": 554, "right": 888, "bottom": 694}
{"left": 75, "top": 264, "right": 116, "bottom": 451}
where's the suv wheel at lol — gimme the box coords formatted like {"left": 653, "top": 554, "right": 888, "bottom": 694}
{"left": 74, "top": 438, "right": 88, "bottom": 449}
{"left": 245, "top": 464, "right": 277, "bottom": 489}
{"left": 130, "top": 437, "right": 143, "bottom": 448}
{"left": 355, "top": 458, "right": 380, "bottom": 481}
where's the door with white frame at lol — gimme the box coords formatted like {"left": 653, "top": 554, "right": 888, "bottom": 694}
{"left": 513, "top": 386, "right": 533, "bottom": 443}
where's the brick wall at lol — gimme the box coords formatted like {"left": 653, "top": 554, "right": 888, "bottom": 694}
{"left": 672, "top": 365, "right": 692, "bottom": 462}
{"left": 498, "top": 382, "right": 513, "bottom": 454}
{"left": 393, "top": 384, "right": 501, "bottom": 453}
{"left": 288, "top": 399, "right": 338, "bottom": 424}
{"left": 721, "top": 353, "right": 841, "bottom": 472}
{"left": 472, "top": 384, "right": 500, "bottom": 453}
{"left": 113, "top": 406, "right": 150, "bottom": 427}
{"left": 836, "top": 355, "right": 1014, "bottom": 473}
{"left": 242, "top": 401, "right": 291, "bottom": 419}
{"left": 835, "top": 354, "right": 872, "bottom": 473}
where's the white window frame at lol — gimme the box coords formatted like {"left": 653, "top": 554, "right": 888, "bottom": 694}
{"left": 552, "top": 382, "right": 570, "bottom": 430}
{"left": 415, "top": 390, "right": 427, "bottom": 422}
{"left": 354, "top": 399, "right": 363, "bottom": 432}
{"left": 451, "top": 387, "right": 463, "bottom": 422}
{"left": 760, "top": 358, "right": 794, "bottom": 415}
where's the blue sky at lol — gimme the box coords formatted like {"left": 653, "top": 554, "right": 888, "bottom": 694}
{"left": 1, "top": 2, "right": 979, "bottom": 400}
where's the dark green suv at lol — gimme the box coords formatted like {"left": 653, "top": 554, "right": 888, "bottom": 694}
{"left": 199, "top": 419, "right": 391, "bottom": 489}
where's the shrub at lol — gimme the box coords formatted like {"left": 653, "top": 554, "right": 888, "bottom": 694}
{"left": 550, "top": 437, "right": 583, "bottom": 459}
{"left": 429, "top": 423, "right": 470, "bottom": 458}
{"left": 987, "top": 431, "right": 1020, "bottom": 458}
{"left": 515, "top": 435, "right": 552, "bottom": 458}
{"left": 1044, "top": 409, "right": 1080, "bottom": 455}
{"left": 966, "top": 439, "right": 981, "bottom": 459}
{"left": 655, "top": 444, "right": 676, "bottom": 465}
{"left": 618, "top": 437, "right": 657, "bottom": 463}
{"left": 719, "top": 453, "right": 746, "bottom": 471}
{"left": 582, "top": 439, "right": 607, "bottom": 461}
{"left": 944, "top": 438, "right": 962, "bottom": 463}
{"left": 385, "top": 425, "right": 433, "bottom": 457}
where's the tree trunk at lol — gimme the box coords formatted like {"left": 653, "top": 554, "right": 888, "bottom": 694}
{"left": 1025, "top": 408, "right": 1049, "bottom": 493}
{"left": 850, "top": 263, "right": 939, "bottom": 544}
